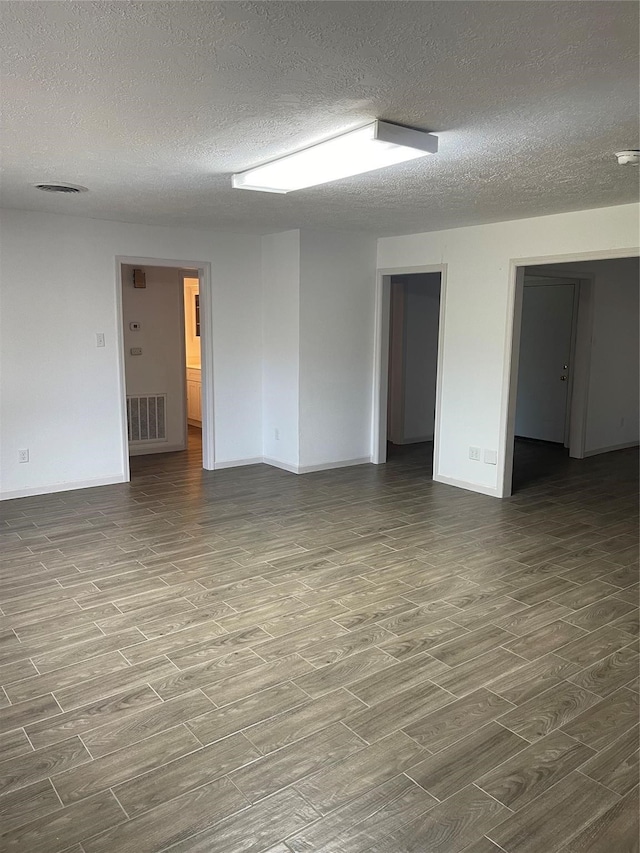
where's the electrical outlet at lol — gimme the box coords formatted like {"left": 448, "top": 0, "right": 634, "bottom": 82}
{"left": 469, "top": 446, "right": 481, "bottom": 461}
{"left": 274, "top": 428, "right": 280, "bottom": 441}
{"left": 96, "top": 333, "right": 105, "bottom": 347}
{"left": 18, "top": 449, "right": 29, "bottom": 463}
{"left": 130, "top": 347, "right": 143, "bottom": 356}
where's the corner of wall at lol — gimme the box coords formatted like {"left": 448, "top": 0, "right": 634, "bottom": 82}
{"left": 260, "top": 229, "right": 301, "bottom": 468}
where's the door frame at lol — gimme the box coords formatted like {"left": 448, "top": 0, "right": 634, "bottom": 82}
{"left": 499, "top": 247, "right": 639, "bottom": 498}
{"left": 115, "top": 256, "right": 215, "bottom": 481}
{"left": 372, "top": 264, "right": 447, "bottom": 466}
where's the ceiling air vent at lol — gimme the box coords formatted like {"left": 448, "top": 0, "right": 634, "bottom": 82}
{"left": 34, "top": 183, "right": 88, "bottom": 194}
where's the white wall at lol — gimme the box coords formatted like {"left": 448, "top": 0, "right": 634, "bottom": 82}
{"left": 121, "top": 264, "right": 186, "bottom": 454}
{"left": 387, "top": 281, "right": 405, "bottom": 443}
{"left": 587, "top": 257, "right": 639, "bottom": 453}
{"left": 535, "top": 257, "right": 639, "bottom": 454}
{"left": 261, "top": 228, "right": 376, "bottom": 472}
{"left": 0, "top": 209, "right": 262, "bottom": 498}
{"left": 2, "top": 203, "right": 637, "bottom": 502}
{"left": 400, "top": 274, "right": 441, "bottom": 443}
{"left": 261, "top": 230, "right": 300, "bottom": 469}
{"left": 377, "top": 203, "right": 640, "bottom": 496}
{"left": 299, "top": 229, "right": 377, "bottom": 469}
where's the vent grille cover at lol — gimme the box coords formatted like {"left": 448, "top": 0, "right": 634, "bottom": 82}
{"left": 127, "top": 395, "right": 167, "bottom": 442}
{"left": 34, "top": 183, "right": 89, "bottom": 194}
{"left": 35, "top": 184, "right": 82, "bottom": 193}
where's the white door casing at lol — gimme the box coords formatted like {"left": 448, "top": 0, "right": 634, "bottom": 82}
{"left": 115, "top": 256, "right": 215, "bottom": 480}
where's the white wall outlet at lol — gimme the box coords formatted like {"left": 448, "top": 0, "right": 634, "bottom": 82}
{"left": 129, "top": 322, "right": 141, "bottom": 331}
{"left": 96, "top": 333, "right": 105, "bottom": 347}
{"left": 18, "top": 448, "right": 29, "bottom": 463}
{"left": 130, "top": 347, "right": 143, "bottom": 356}
{"left": 274, "top": 428, "right": 280, "bottom": 441}
{"left": 484, "top": 449, "right": 498, "bottom": 465}
{"left": 469, "top": 446, "right": 481, "bottom": 461}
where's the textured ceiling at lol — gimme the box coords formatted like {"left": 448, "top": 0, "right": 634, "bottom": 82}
{"left": 0, "top": 1, "right": 638, "bottom": 236}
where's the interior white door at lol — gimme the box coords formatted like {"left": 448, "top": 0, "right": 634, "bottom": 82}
{"left": 515, "top": 282, "right": 575, "bottom": 443}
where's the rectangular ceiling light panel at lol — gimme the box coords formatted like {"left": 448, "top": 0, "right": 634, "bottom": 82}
{"left": 232, "top": 120, "right": 438, "bottom": 193}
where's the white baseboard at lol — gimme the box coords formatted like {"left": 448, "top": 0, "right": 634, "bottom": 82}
{"left": 262, "top": 457, "right": 300, "bottom": 474}
{"left": 214, "top": 457, "right": 263, "bottom": 470}
{"left": 0, "top": 474, "right": 127, "bottom": 502}
{"left": 393, "top": 435, "right": 434, "bottom": 445}
{"left": 262, "top": 456, "right": 372, "bottom": 475}
{"left": 433, "top": 473, "right": 501, "bottom": 498}
{"left": 298, "top": 457, "right": 372, "bottom": 474}
{"left": 583, "top": 441, "right": 639, "bottom": 458}
{"left": 129, "top": 442, "right": 186, "bottom": 457}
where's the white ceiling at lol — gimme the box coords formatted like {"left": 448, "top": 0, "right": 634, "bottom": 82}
{"left": 1, "top": 1, "right": 638, "bottom": 236}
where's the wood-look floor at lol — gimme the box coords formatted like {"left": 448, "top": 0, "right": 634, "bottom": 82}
{"left": 0, "top": 432, "right": 638, "bottom": 853}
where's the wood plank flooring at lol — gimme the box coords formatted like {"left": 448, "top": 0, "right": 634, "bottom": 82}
{"left": 0, "top": 433, "right": 638, "bottom": 852}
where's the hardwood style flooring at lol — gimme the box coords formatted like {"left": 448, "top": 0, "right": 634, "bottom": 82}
{"left": 0, "top": 432, "right": 638, "bottom": 853}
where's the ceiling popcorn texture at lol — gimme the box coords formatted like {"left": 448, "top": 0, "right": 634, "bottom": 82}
{"left": 0, "top": 1, "right": 638, "bottom": 235}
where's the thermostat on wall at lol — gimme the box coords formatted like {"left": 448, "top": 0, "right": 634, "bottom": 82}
{"left": 133, "top": 268, "right": 146, "bottom": 288}
{"left": 129, "top": 322, "right": 141, "bottom": 331}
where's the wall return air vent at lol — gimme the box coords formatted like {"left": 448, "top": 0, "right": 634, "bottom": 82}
{"left": 127, "top": 395, "right": 167, "bottom": 443}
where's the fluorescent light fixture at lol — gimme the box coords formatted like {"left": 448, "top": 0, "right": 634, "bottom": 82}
{"left": 232, "top": 120, "right": 438, "bottom": 193}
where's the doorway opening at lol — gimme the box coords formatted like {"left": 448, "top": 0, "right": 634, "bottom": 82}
{"left": 116, "top": 258, "right": 214, "bottom": 481}
{"left": 373, "top": 268, "right": 444, "bottom": 476}
{"left": 183, "top": 273, "right": 203, "bottom": 466}
{"left": 183, "top": 274, "right": 202, "bottom": 458}
{"left": 506, "top": 256, "right": 639, "bottom": 493}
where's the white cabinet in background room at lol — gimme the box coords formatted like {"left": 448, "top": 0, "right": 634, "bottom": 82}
{"left": 186, "top": 367, "right": 202, "bottom": 426}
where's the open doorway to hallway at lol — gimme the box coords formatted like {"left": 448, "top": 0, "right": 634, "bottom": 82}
{"left": 384, "top": 272, "right": 442, "bottom": 474}
{"left": 183, "top": 273, "right": 204, "bottom": 466}
{"left": 119, "top": 263, "right": 210, "bottom": 478}
{"left": 183, "top": 275, "right": 202, "bottom": 453}
{"left": 510, "top": 256, "right": 639, "bottom": 492}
